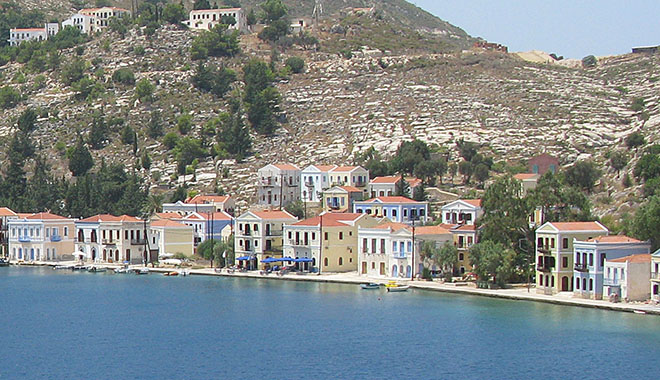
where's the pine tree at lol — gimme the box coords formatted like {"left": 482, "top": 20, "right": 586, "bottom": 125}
{"left": 68, "top": 135, "right": 94, "bottom": 177}
{"left": 88, "top": 112, "right": 107, "bottom": 149}
{"left": 147, "top": 110, "right": 163, "bottom": 138}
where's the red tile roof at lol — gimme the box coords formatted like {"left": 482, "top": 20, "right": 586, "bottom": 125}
{"left": 405, "top": 177, "right": 422, "bottom": 188}
{"left": 150, "top": 220, "right": 189, "bottom": 228}
{"left": 79, "top": 214, "right": 141, "bottom": 223}
{"left": 609, "top": 254, "right": 651, "bottom": 264}
{"left": 292, "top": 213, "right": 363, "bottom": 227}
{"left": 415, "top": 225, "right": 452, "bottom": 235}
{"left": 12, "top": 28, "right": 45, "bottom": 32}
{"left": 272, "top": 163, "right": 300, "bottom": 171}
{"left": 251, "top": 210, "right": 297, "bottom": 220}
{"left": 331, "top": 166, "right": 362, "bottom": 172}
{"left": 363, "top": 196, "right": 422, "bottom": 204}
{"left": 155, "top": 212, "right": 182, "bottom": 220}
{"left": 190, "top": 211, "right": 233, "bottom": 221}
{"left": 25, "top": 212, "right": 70, "bottom": 220}
{"left": 339, "top": 186, "right": 362, "bottom": 192}
{"left": 0, "top": 207, "right": 17, "bottom": 217}
{"left": 313, "top": 165, "right": 337, "bottom": 172}
{"left": 587, "top": 235, "right": 642, "bottom": 243}
{"left": 191, "top": 8, "right": 241, "bottom": 12}
{"left": 453, "top": 224, "right": 477, "bottom": 231}
{"left": 185, "top": 195, "right": 231, "bottom": 204}
{"left": 462, "top": 199, "right": 482, "bottom": 207}
{"left": 370, "top": 176, "right": 400, "bottom": 184}
{"left": 549, "top": 221, "right": 607, "bottom": 232}
{"left": 513, "top": 173, "right": 540, "bottom": 180}
{"left": 374, "top": 221, "right": 411, "bottom": 232}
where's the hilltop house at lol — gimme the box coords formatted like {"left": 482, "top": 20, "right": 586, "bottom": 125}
{"left": 283, "top": 213, "right": 379, "bottom": 273}
{"left": 300, "top": 165, "right": 336, "bottom": 203}
{"left": 79, "top": 7, "right": 131, "bottom": 30}
{"left": 535, "top": 221, "right": 608, "bottom": 294}
{"left": 234, "top": 210, "right": 297, "bottom": 269}
{"left": 573, "top": 236, "right": 650, "bottom": 300}
{"left": 329, "top": 166, "right": 369, "bottom": 190}
{"left": 162, "top": 194, "right": 234, "bottom": 214}
{"left": 8, "top": 212, "right": 75, "bottom": 261}
{"left": 183, "top": 8, "right": 248, "bottom": 32}
{"left": 179, "top": 211, "right": 233, "bottom": 247}
{"left": 62, "top": 13, "right": 95, "bottom": 34}
{"left": 75, "top": 214, "right": 151, "bottom": 264}
{"left": 603, "top": 254, "right": 652, "bottom": 302}
{"left": 8, "top": 23, "right": 59, "bottom": 46}
{"left": 528, "top": 153, "right": 559, "bottom": 175}
{"left": 321, "top": 186, "right": 364, "bottom": 213}
{"left": 440, "top": 199, "right": 482, "bottom": 225}
{"left": 353, "top": 196, "right": 429, "bottom": 225}
{"left": 256, "top": 163, "right": 301, "bottom": 208}
{"left": 368, "top": 176, "right": 422, "bottom": 199}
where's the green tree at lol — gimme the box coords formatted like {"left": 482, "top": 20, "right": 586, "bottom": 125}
{"left": 247, "top": 87, "right": 280, "bottom": 135}
{"left": 163, "top": 132, "right": 179, "bottom": 149}
{"left": 147, "top": 110, "right": 163, "bottom": 138}
{"left": 633, "top": 148, "right": 660, "bottom": 181}
{"left": 174, "top": 137, "right": 207, "bottom": 174}
{"left": 246, "top": 9, "right": 257, "bottom": 25}
{"left": 529, "top": 172, "right": 592, "bottom": 223}
{"left": 625, "top": 132, "right": 645, "bottom": 149}
{"left": 0, "top": 86, "right": 21, "bottom": 109}
{"left": 284, "top": 200, "right": 305, "bottom": 219}
{"left": 243, "top": 59, "right": 274, "bottom": 104}
{"left": 162, "top": 3, "right": 186, "bottom": 24}
{"left": 88, "top": 112, "right": 107, "bottom": 149}
{"left": 61, "top": 58, "right": 85, "bottom": 85}
{"left": 177, "top": 113, "right": 192, "bottom": 135}
{"left": 260, "top": 0, "right": 287, "bottom": 23}
{"left": 197, "top": 238, "right": 218, "bottom": 267}
{"left": 258, "top": 19, "right": 289, "bottom": 42}
{"left": 135, "top": 78, "right": 155, "bottom": 102}
{"left": 218, "top": 108, "right": 252, "bottom": 160}
{"left": 190, "top": 24, "right": 240, "bottom": 60}
{"left": 121, "top": 125, "right": 135, "bottom": 145}
{"left": 17, "top": 108, "right": 38, "bottom": 132}
{"left": 563, "top": 160, "right": 602, "bottom": 192}
{"left": 393, "top": 139, "right": 431, "bottom": 175}
{"left": 68, "top": 135, "right": 94, "bottom": 177}
{"left": 111, "top": 68, "right": 135, "bottom": 85}
{"left": 193, "top": 0, "right": 211, "bottom": 10}
{"left": 423, "top": 241, "right": 457, "bottom": 280}
{"left": 474, "top": 163, "right": 490, "bottom": 187}
{"left": 141, "top": 150, "right": 152, "bottom": 170}
{"left": 633, "top": 195, "right": 660, "bottom": 250}
{"left": 458, "top": 160, "right": 473, "bottom": 184}
{"left": 285, "top": 56, "right": 305, "bottom": 73}
{"left": 394, "top": 175, "right": 411, "bottom": 197}
{"left": 609, "top": 150, "right": 628, "bottom": 172}
{"left": 413, "top": 160, "right": 442, "bottom": 186}
{"left": 456, "top": 138, "right": 478, "bottom": 162}
{"left": 469, "top": 241, "right": 517, "bottom": 286}
{"left": 170, "top": 185, "right": 188, "bottom": 202}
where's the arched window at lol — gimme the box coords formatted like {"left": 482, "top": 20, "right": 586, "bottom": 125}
{"left": 589, "top": 278, "right": 593, "bottom": 291}
{"left": 323, "top": 257, "right": 328, "bottom": 267}
{"left": 576, "top": 277, "right": 580, "bottom": 289}
{"left": 550, "top": 276, "right": 554, "bottom": 287}
{"left": 339, "top": 257, "right": 343, "bottom": 265}
{"left": 78, "top": 229, "right": 84, "bottom": 242}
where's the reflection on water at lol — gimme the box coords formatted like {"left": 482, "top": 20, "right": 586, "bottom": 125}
{"left": 1, "top": 266, "right": 658, "bottom": 380}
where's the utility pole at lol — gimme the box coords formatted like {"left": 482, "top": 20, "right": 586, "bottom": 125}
{"left": 318, "top": 213, "right": 323, "bottom": 275}
{"left": 279, "top": 173, "right": 284, "bottom": 210}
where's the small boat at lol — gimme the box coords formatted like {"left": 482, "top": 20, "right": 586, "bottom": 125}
{"left": 387, "top": 285, "right": 410, "bottom": 292}
{"left": 135, "top": 268, "right": 149, "bottom": 275}
{"left": 0, "top": 258, "right": 10, "bottom": 267}
{"left": 87, "top": 266, "right": 107, "bottom": 273}
{"left": 360, "top": 283, "right": 380, "bottom": 289}
{"left": 633, "top": 310, "right": 646, "bottom": 315}
{"left": 163, "top": 271, "right": 179, "bottom": 276}
{"left": 114, "top": 267, "right": 129, "bottom": 274}
{"left": 54, "top": 264, "right": 74, "bottom": 270}
{"left": 72, "top": 265, "right": 86, "bottom": 271}
{"left": 385, "top": 281, "right": 399, "bottom": 288}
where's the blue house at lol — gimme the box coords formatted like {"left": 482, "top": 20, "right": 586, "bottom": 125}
{"left": 573, "top": 235, "right": 651, "bottom": 300}
{"left": 353, "top": 196, "right": 429, "bottom": 225}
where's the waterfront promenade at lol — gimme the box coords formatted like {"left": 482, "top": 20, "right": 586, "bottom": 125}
{"left": 8, "top": 260, "right": 660, "bottom": 316}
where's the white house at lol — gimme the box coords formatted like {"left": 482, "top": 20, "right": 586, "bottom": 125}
{"left": 8, "top": 212, "right": 75, "bottom": 261}
{"left": 300, "top": 165, "right": 337, "bottom": 203}
{"left": 79, "top": 7, "right": 131, "bottom": 29}
{"left": 368, "top": 176, "right": 421, "bottom": 198}
{"left": 8, "top": 23, "right": 59, "bottom": 46}
{"left": 162, "top": 194, "right": 234, "bottom": 215}
{"left": 184, "top": 8, "right": 248, "bottom": 32}
{"left": 75, "top": 214, "right": 151, "bottom": 264}
{"left": 440, "top": 199, "right": 482, "bottom": 225}
{"left": 603, "top": 254, "right": 652, "bottom": 302}
{"left": 353, "top": 196, "right": 429, "bottom": 225}
{"left": 328, "top": 166, "right": 369, "bottom": 190}
{"left": 62, "top": 13, "right": 95, "bottom": 34}
{"left": 257, "top": 163, "right": 301, "bottom": 207}
{"left": 234, "top": 210, "right": 298, "bottom": 269}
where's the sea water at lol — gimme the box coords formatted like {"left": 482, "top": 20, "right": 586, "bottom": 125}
{"left": 1, "top": 266, "right": 659, "bottom": 379}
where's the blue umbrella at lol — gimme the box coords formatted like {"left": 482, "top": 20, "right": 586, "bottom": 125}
{"left": 282, "top": 257, "right": 294, "bottom": 262}
{"left": 236, "top": 256, "right": 251, "bottom": 260}
{"left": 294, "top": 258, "right": 313, "bottom": 263}
{"left": 261, "top": 257, "right": 279, "bottom": 263}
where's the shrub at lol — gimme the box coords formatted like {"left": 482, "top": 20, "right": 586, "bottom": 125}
{"left": 285, "top": 56, "right": 305, "bottom": 73}
{"left": 112, "top": 68, "right": 135, "bottom": 85}
{"left": 581, "top": 55, "right": 597, "bottom": 68}
{"left": 176, "top": 113, "right": 192, "bottom": 135}
{"left": 625, "top": 132, "right": 645, "bottom": 149}
{"left": 163, "top": 132, "right": 179, "bottom": 149}
{"left": 135, "top": 78, "right": 154, "bottom": 102}
{"left": 0, "top": 86, "right": 21, "bottom": 109}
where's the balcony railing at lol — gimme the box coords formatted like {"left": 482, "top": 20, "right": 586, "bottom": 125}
{"left": 603, "top": 279, "right": 620, "bottom": 286}
{"left": 290, "top": 240, "right": 310, "bottom": 246}
{"left": 102, "top": 239, "right": 116, "bottom": 245}
{"left": 574, "top": 263, "right": 589, "bottom": 272}
{"left": 131, "top": 238, "right": 146, "bottom": 245}
{"left": 18, "top": 236, "right": 31, "bottom": 242}
{"left": 393, "top": 253, "right": 407, "bottom": 259}
{"left": 537, "top": 246, "right": 551, "bottom": 254}
{"left": 237, "top": 230, "right": 252, "bottom": 237}
{"left": 536, "top": 264, "right": 550, "bottom": 272}
{"left": 651, "top": 272, "right": 660, "bottom": 280}
{"left": 50, "top": 235, "right": 62, "bottom": 242}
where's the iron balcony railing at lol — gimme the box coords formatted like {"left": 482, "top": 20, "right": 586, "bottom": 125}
{"left": 603, "top": 279, "right": 620, "bottom": 286}
{"left": 50, "top": 235, "right": 62, "bottom": 242}
{"left": 18, "top": 236, "right": 31, "bottom": 242}
{"left": 574, "top": 263, "right": 589, "bottom": 272}
{"left": 651, "top": 272, "right": 660, "bottom": 280}
{"left": 536, "top": 264, "right": 550, "bottom": 272}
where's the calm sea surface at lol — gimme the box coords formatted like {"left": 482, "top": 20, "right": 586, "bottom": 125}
{"left": 1, "top": 266, "right": 659, "bottom": 380}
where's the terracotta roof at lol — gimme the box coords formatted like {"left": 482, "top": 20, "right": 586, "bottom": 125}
{"left": 415, "top": 225, "right": 452, "bottom": 235}
{"left": 0, "top": 207, "right": 17, "bottom": 217}
{"left": 191, "top": 211, "right": 233, "bottom": 221}
{"left": 12, "top": 28, "right": 45, "bottom": 32}
{"left": 79, "top": 214, "right": 141, "bottom": 223}
{"left": 513, "top": 173, "right": 540, "bottom": 180}
{"left": 150, "top": 220, "right": 189, "bottom": 228}
{"left": 462, "top": 199, "right": 482, "bottom": 207}
{"left": 586, "top": 235, "right": 641, "bottom": 243}
{"left": 452, "top": 224, "right": 477, "bottom": 231}
{"left": 609, "top": 254, "right": 652, "bottom": 264}
{"left": 155, "top": 212, "right": 182, "bottom": 220}
{"left": 405, "top": 178, "right": 422, "bottom": 188}
{"left": 191, "top": 8, "right": 241, "bottom": 12}
{"left": 331, "top": 166, "right": 362, "bottom": 172}
{"left": 251, "top": 210, "right": 297, "bottom": 220}
{"left": 370, "top": 176, "right": 400, "bottom": 184}
{"left": 313, "top": 165, "right": 337, "bottom": 172}
{"left": 362, "top": 196, "right": 422, "bottom": 204}
{"left": 339, "top": 186, "right": 362, "bottom": 192}
{"left": 185, "top": 195, "right": 231, "bottom": 204}
{"left": 374, "top": 221, "right": 411, "bottom": 232}
{"left": 292, "top": 213, "right": 363, "bottom": 227}
{"left": 80, "top": 7, "right": 130, "bottom": 13}
{"left": 25, "top": 212, "right": 70, "bottom": 220}
{"left": 548, "top": 221, "right": 607, "bottom": 232}
{"left": 272, "top": 163, "right": 299, "bottom": 171}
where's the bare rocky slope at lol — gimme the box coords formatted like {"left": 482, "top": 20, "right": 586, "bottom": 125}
{"left": 2, "top": 0, "right": 659, "bottom": 220}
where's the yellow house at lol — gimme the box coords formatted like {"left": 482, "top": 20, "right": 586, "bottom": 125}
{"left": 321, "top": 186, "right": 364, "bottom": 212}
{"left": 535, "top": 221, "right": 608, "bottom": 294}
{"left": 8, "top": 212, "right": 76, "bottom": 262}
{"left": 283, "top": 212, "right": 379, "bottom": 273}
{"left": 149, "top": 219, "right": 194, "bottom": 258}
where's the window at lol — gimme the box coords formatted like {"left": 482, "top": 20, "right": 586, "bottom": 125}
{"left": 339, "top": 257, "right": 343, "bottom": 265}
{"left": 550, "top": 238, "right": 555, "bottom": 248}
{"left": 324, "top": 232, "right": 328, "bottom": 241}
{"left": 589, "top": 279, "right": 593, "bottom": 291}
{"left": 371, "top": 262, "right": 375, "bottom": 269}
{"left": 467, "top": 236, "right": 473, "bottom": 246}
{"left": 392, "top": 210, "right": 397, "bottom": 217}
{"left": 562, "top": 257, "right": 568, "bottom": 268}
{"left": 562, "top": 238, "right": 568, "bottom": 249}
{"left": 589, "top": 253, "right": 593, "bottom": 266}
{"left": 576, "top": 277, "right": 580, "bottom": 289}
{"left": 324, "top": 257, "right": 328, "bottom": 266}
{"left": 621, "top": 269, "right": 625, "bottom": 280}
{"left": 551, "top": 276, "right": 554, "bottom": 287}
{"left": 288, "top": 231, "right": 292, "bottom": 239}
{"left": 380, "top": 239, "right": 385, "bottom": 253}
{"left": 363, "top": 239, "right": 368, "bottom": 253}
{"left": 459, "top": 253, "right": 464, "bottom": 261}
{"left": 403, "top": 209, "right": 408, "bottom": 217}
{"left": 600, "top": 253, "right": 606, "bottom": 268}
{"left": 254, "top": 224, "right": 259, "bottom": 232}
{"left": 339, "top": 232, "right": 343, "bottom": 240}
{"left": 312, "top": 232, "right": 316, "bottom": 240}
{"left": 392, "top": 241, "right": 397, "bottom": 252}
{"left": 371, "top": 239, "right": 376, "bottom": 254}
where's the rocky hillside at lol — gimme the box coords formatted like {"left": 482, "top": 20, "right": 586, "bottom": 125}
{"left": 2, "top": 0, "right": 659, "bottom": 220}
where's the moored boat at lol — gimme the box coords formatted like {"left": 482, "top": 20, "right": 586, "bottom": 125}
{"left": 163, "top": 271, "right": 179, "bottom": 276}
{"left": 360, "top": 283, "right": 380, "bottom": 289}
{"left": 386, "top": 285, "right": 410, "bottom": 292}
{"left": 87, "top": 266, "right": 107, "bottom": 273}
{"left": 0, "top": 258, "right": 11, "bottom": 267}
{"left": 135, "top": 268, "right": 149, "bottom": 275}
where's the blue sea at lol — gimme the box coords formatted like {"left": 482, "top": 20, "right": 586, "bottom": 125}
{"left": 1, "top": 266, "right": 659, "bottom": 379}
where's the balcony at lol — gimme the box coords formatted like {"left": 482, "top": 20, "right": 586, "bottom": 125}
{"left": 393, "top": 253, "right": 407, "bottom": 259}
{"left": 263, "top": 246, "right": 283, "bottom": 255}
{"left": 131, "top": 238, "right": 146, "bottom": 245}
{"left": 651, "top": 272, "right": 660, "bottom": 280}
{"left": 237, "top": 230, "right": 252, "bottom": 237}
{"left": 603, "top": 279, "right": 620, "bottom": 287}
{"left": 50, "top": 235, "right": 62, "bottom": 242}
{"left": 574, "top": 263, "right": 589, "bottom": 272}
{"left": 536, "top": 264, "right": 550, "bottom": 272}
{"left": 537, "top": 246, "right": 551, "bottom": 254}
{"left": 18, "top": 236, "right": 31, "bottom": 242}
{"left": 102, "top": 239, "right": 116, "bottom": 245}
